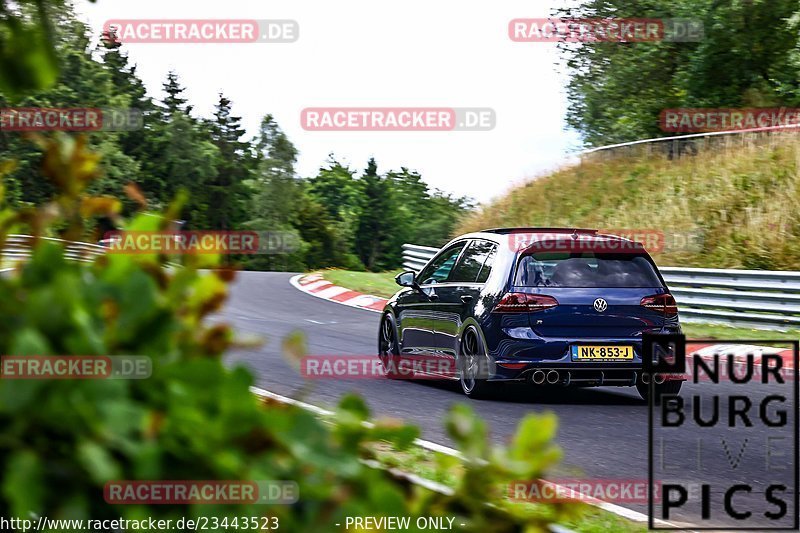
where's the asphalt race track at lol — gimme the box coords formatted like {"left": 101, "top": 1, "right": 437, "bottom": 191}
{"left": 218, "top": 271, "right": 798, "bottom": 529}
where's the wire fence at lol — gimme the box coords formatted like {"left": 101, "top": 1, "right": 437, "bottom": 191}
{"left": 578, "top": 123, "right": 800, "bottom": 161}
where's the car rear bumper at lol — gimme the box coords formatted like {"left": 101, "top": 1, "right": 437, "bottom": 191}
{"left": 489, "top": 362, "right": 685, "bottom": 385}
{"left": 486, "top": 332, "right": 685, "bottom": 384}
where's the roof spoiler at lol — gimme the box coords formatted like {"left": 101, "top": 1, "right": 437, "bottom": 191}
{"left": 481, "top": 227, "right": 598, "bottom": 235}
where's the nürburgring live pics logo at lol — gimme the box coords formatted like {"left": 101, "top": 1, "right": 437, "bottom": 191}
{"left": 645, "top": 334, "right": 799, "bottom": 530}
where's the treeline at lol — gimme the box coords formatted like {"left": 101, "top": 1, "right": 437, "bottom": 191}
{"left": 0, "top": 7, "right": 470, "bottom": 271}
{"left": 558, "top": 0, "right": 800, "bottom": 146}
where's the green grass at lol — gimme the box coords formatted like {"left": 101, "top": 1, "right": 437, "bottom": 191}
{"left": 562, "top": 509, "right": 647, "bottom": 533}
{"left": 369, "top": 442, "right": 462, "bottom": 488}
{"left": 456, "top": 136, "right": 800, "bottom": 270}
{"left": 315, "top": 270, "right": 798, "bottom": 342}
{"left": 681, "top": 322, "right": 799, "bottom": 341}
{"left": 318, "top": 268, "right": 401, "bottom": 298}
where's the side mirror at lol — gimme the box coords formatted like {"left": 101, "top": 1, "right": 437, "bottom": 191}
{"left": 395, "top": 270, "right": 416, "bottom": 287}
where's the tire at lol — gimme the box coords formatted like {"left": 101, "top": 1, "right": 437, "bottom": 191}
{"left": 636, "top": 379, "right": 682, "bottom": 404}
{"left": 378, "top": 314, "right": 401, "bottom": 379}
{"left": 458, "top": 327, "right": 495, "bottom": 399}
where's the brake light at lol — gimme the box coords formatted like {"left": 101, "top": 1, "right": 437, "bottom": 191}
{"left": 640, "top": 293, "right": 678, "bottom": 316}
{"left": 493, "top": 293, "right": 558, "bottom": 313}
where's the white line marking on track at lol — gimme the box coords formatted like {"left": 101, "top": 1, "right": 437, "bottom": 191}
{"left": 304, "top": 319, "right": 337, "bottom": 325}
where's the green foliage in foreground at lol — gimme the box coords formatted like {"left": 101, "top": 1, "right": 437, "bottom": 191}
{"left": 0, "top": 135, "right": 579, "bottom": 532}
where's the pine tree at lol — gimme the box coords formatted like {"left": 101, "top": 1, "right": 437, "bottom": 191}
{"left": 355, "top": 158, "right": 399, "bottom": 270}
{"left": 204, "top": 93, "right": 251, "bottom": 229}
{"left": 99, "top": 31, "right": 158, "bottom": 202}
{"left": 249, "top": 114, "right": 299, "bottom": 225}
{"left": 161, "top": 71, "right": 192, "bottom": 118}
{"left": 254, "top": 114, "right": 297, "bottom": 176}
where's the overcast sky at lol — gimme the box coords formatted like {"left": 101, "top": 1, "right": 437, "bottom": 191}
{"left": 75, "top": 0, "right": 582, "bottom": 203}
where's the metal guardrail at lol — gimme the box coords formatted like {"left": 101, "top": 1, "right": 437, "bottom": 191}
{"left": 660, "top": 267, "right": 800, "bottom": 329}
{"left": 402, "top": 243, "right": 800, "bottom": 330}
{"left": 401, "top": 244, "right": 440, "bottom": 273}
{"left": 1, "top": 234, "right": 182, "bottom": 271}
{"left": 1, "top": 234, "right": 106, "bottom": 268}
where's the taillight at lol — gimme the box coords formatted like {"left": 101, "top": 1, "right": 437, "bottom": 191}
{"left": 641, "top": 293, "right": 678, "bottom": 316}
{"left": 493, "top": 293, "right": 558, "bottom": 313}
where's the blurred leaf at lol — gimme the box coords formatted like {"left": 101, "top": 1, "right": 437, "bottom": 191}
{"left": 445, "top": 403, "right": 488, "bottom": 459}
{"left": 281, "top": 329, "right": 307, "bottom": 369}
{"left": 0, "top": 17, "right": 58, "bottom": 96}
{"left": 2, "top": 451, "right": 43, "bottom": 516}
{"left": 124, "top": 183, "right": 148, "bottom": 208}
{"left": 80, "top": 197, "right": 122, "bottom": 218}
{"left": 338, "top": 393, "right": 369, "bottom": 421}
{"left": 77, "top": 440, "right": 121, "bottom": 484}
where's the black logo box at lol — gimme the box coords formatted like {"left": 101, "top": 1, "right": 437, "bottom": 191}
{"left": 645, "top": 337, "right": 799, "bottom": 531}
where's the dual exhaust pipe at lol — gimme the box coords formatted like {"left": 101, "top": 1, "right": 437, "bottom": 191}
{"left": 531, "top": 369, "right": 562, "bottom": 385}
{"left": 531, "top": 370, "right": 664, "bottom": 385}
{"left": 640, "top": 373, "right": 665, "bottom": 385}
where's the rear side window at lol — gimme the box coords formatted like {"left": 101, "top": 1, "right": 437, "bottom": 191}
{"left": 515, "top": 252, "right": 663, "bottom": 288}
{"left": 450, "top": 240, "right": 497, "bottom": 283}
{"left": 418, "top": 242, "right": 465, "bottom": 284}
{"left": 476, "top": 246, "right": 497, "bottom": 283}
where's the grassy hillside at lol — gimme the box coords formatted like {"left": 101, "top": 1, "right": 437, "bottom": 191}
{"left": 456, "top": 137, "right": 800, "bottom": 269}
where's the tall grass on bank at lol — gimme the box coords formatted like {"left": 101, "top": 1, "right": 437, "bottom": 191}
{"left": 457, "top": 136, "right": 800, "bottom": 269}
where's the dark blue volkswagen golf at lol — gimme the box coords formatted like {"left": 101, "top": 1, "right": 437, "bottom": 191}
{"left": 378, "top": 228, "right": 684, "bottom": 400}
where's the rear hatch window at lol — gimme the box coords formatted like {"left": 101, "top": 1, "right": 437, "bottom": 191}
{"left": 515, "top": 252, "right": 663, "bottom": 288}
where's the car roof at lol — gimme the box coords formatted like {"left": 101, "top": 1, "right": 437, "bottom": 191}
{"left": 449, "top": 228, "right": 643, "bottom": 254}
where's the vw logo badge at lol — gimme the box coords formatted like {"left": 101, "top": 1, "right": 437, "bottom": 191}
{"left": 593, "top": 298, "right": 608, "bottom": 312}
